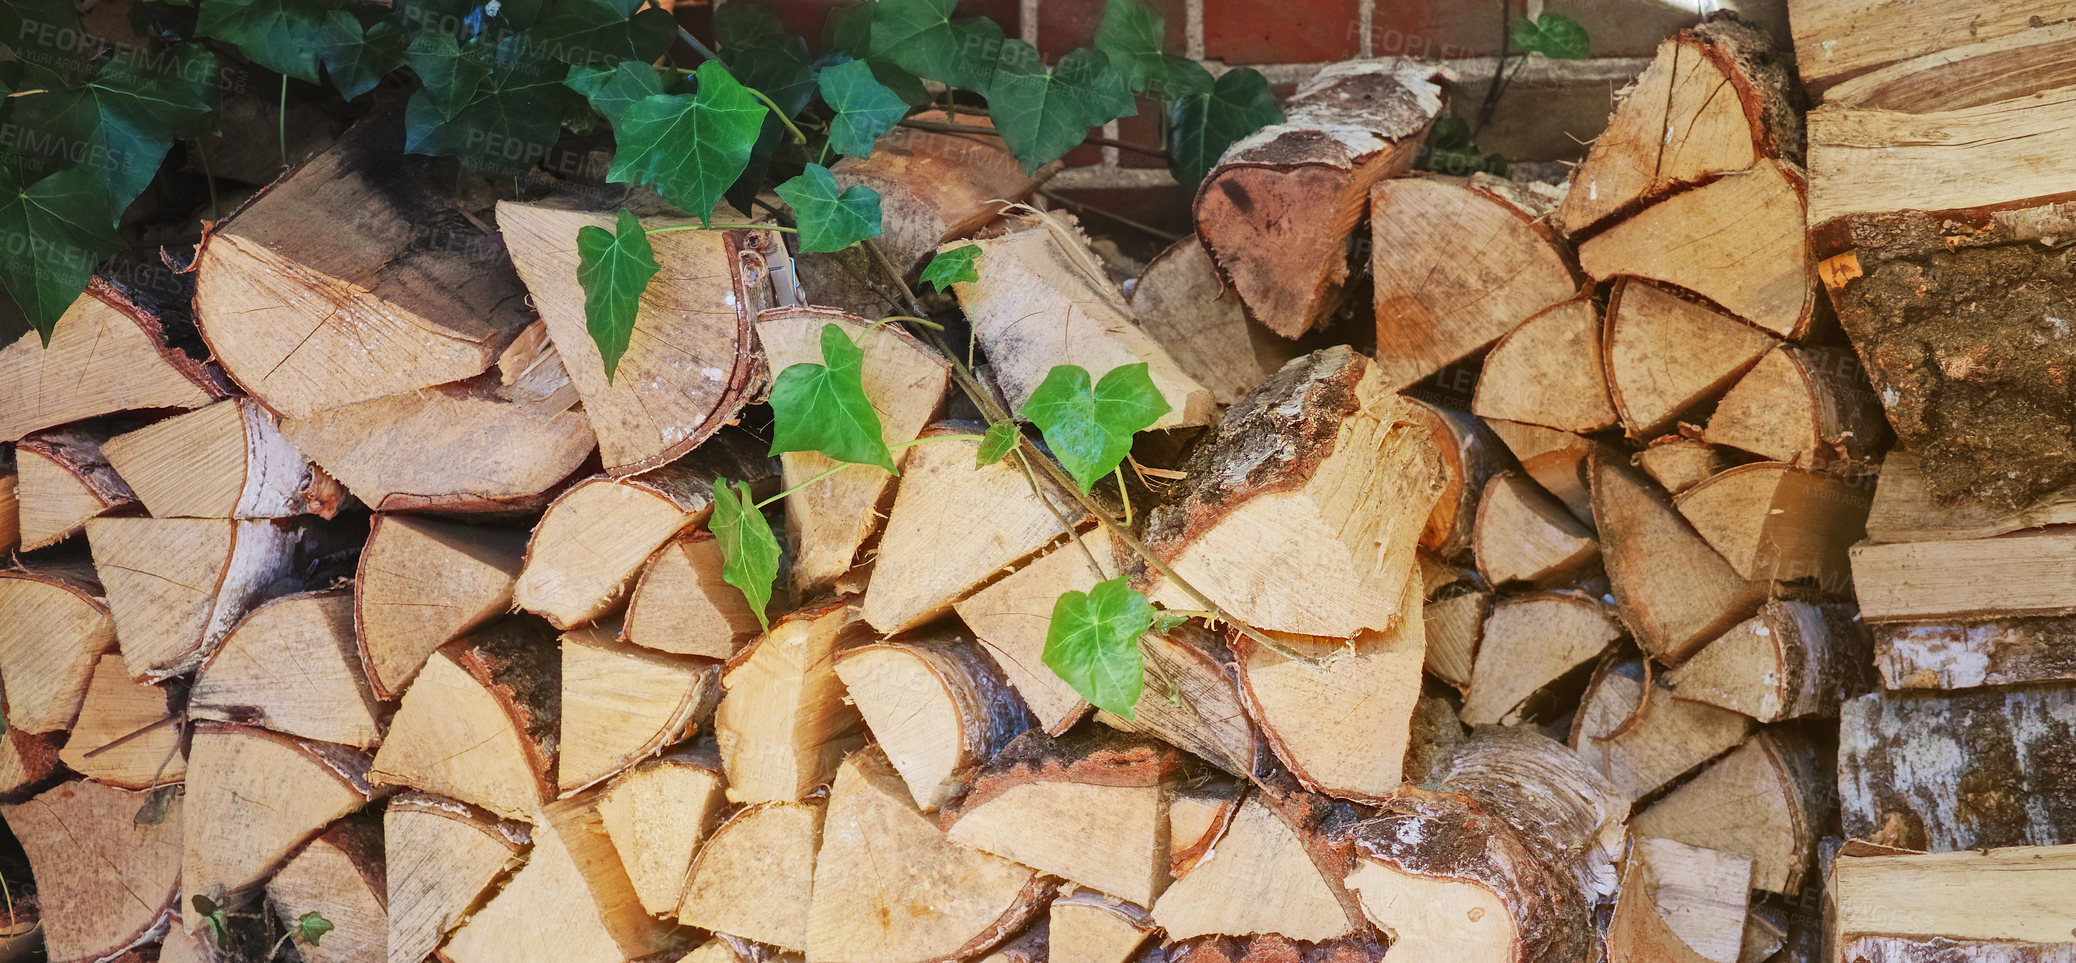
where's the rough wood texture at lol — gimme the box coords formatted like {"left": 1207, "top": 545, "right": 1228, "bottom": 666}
{"left": 384, "top": 793, "right": 528, "bottom": 963}
{"left": 355, "top": 514, "right": 527, "bottom": 700}
{"left": 0, "top": 280, "right": 220, "bottom": 442}
{"left": 102, "top": 398, "right": 344, "bottom": 519}
{"left": 1703, "top": 345, "right": 1883, "bottom": 469}
{"left": 1786, "top": 0, "right": 2072, "bottom": 94}
{"left": 1197, "top": 60, "right": 1445, "bottom": 338}
{"left": 59, "top": 653, "right": 185, "bottom": 788}
{"left": 1128, "top": 237, "right": 1301, "bottom": 407}
{"left": 192, "top": 590, "right": 383, "bottom": 748}
{"left": 0, "top": 455, "right": 15, "bottom": 554}
{"left": 1607, "top": 837, "right": 1752, "bottom": 963}
{"left": 1873, "top": 616, "right": 2076, "bottom": 691}
{"left": 1674, "top": 462, "right": 1869, "bottom": 589}
{"left": 1049, "top": 891, "right": 1155, "bottom": 963}
{"left": 1472, "top": 299, "right": 1615, "bottom": 434}
{"left": 625, "top": 531, "right": 765, "bottom": 658}
{"left": 1152, "top": 789, "right": 1360, "bottom": 943}
{"left": 0, "top": 727, "right": 60, "bottom": 795}
{"left": 954, "top": 532, "right": 1114, "bottom": 734}
{"left": 680, "top": 800, "right": 823, "bottom": 950}
{"left": 1822, "top": 20, "right": 2076, "bottom": 112}
{"left": 14, "top": 427, "right": 136, "bottom": 550}
{"left": 1461, "top": 592, "right": 1624, "bottom": 727}
{"left": 1570, "top": 657, "right": 1752, "bottom": 802}
{"left": 1829, "top": 843, "right": 2076, "bottom": 958}
{"left": 1865, "top": 452, "right": 2076, "bottom": 544}
{"left": 182, "top": 723, "right": 372, "bottom": 917}
{"left": 0, "top": 562, "right": 114, "bottom": 733}
{"left": 1423, "top": 587, "right": 1489, "bottom": 692}
{"left": 1143, "top": 347, "right": 1443, "bottom": 636}
{"left": 1593, "top": 449, "right": 1766, "bottom": 664}
{"left": 1372, "top": 175, "right": 1578, "bottom": 386}
{"left": 88, "top": 516, "right": 300, "bottom": 681}
{"left": 1603, "top": 279, "right": 1778, "bottom": 440}
{"left": 2, "top": 779, "right": 182, "bottom": 963}
{"left": 1852, "top": 530, "right": 2076, "bottom": 623}
{"left": 599, "top": 749, "right": 726, "bottom": 918}
{"left": 830, "top": 115, "right": 1046, "bottom": 273}
{"left": 499, "top": 203, "right": 778, "bottom": 474}
{"left": 1406, "top": 400, "right": 1507, "bottom": 559}
{"left": 559, "top": 624, "right": 719, "bottom": 792}
{"left": 714, "top": 597, "right": 866, "bottom": 804}
{"left": 1473, "top": 472, "right": 1598, "bottom": 587}
{"left": 1169, "top": 779, "right": 1244, "bottom": 878}
{"left": 1635, "top": 439, "right": 1733, "bottom": 497}
{"left": 758, "top": 307, "right": 947, "bottom": 593}
{"left": 1668, "top": 596, "right": 1867, "bottom": 720}
{"left": 1841, "top": 687, "right": 2076, "bottom": 852}
{"left": 1629, "top": 730, "right": 1825, "bottom": 894}
{"left": 1484, "top": 419, "right": 1597, "bottom": 523}
{"left": 836, "top": 632, "right": 1029, "bottom": 811}
{"left": 265, "top": 818, "right": 386, "bottom": 963}
{"left": 1098, "top": 625, "right": 1263, "bottom": 778}
{"left": 368, "top": 618, "right": 559, "bottom": 820}
{"left": 1421, "top": 727, "right": 1630, "bottom": 904}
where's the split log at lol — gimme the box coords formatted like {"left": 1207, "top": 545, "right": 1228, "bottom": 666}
{"left": 1405, "top": 399, "right": 1507, "bottom": 559}
{"left": 1635, "top": 438, "right": 1734, "bottom": 496}
{"left": 680, "top": 800, "right": 824, "bottom": 950}
{"left": 976, "top": 921, "right": 1050, "bottom": 963}
{"left": 0, "top": 562, "right": 114, "bottom": 732}
{"left": 1232, "top": 571, "right": 1426, "bottom": 802}
{"left": 859, "top": 422, "right": 1088, "bottom": 634}
{"left": 1607, "top": 837, "right": 1753, "bottom": 963}
{"left": 1569, "top": 657, "right": 1753, "bottom": 802}
{"left": 195, "top": 114, "right": 532, "bottom": 420}
{"left": 1049, "top": 891, "right": 1155, "bottom": 963}
{"left": 1592, "top": 449, "right": 1766, "bottom": 664}
{"left": 354, "top": 514, "right": 527, "bottom": 700}
{"left": 1828, "top": 843, "right": 2076, "bottom": 960}
{"left": 1786, "top": 0, "right": 2069, "bottom": 96}
{"left": 182, "top": 723, "right": 373, "bottom": 916}
{"left": 1603, "top": 278, "right": 1778, "bottom": 439}
{"left": 1482, "top": 419, "right": 1596, "bottom": 523}
{"left": 1473, "top": 472, "right": 1599, "bottom": 587}
{"left": 1674, "top": 462, "right": 1869, "bottom": 589}
{"left": 1703, "top": 345, "right": 1883, "bottom": 469}
{"left": 1152, "top": 789, "right": 1361, "bottom": 943}
{"left": 1578, "top": 160, "right": 1816, "bottom": 339}
{"left": 625, "top": 531, "right": 765, "bottom": 658}
{"left": 559, "top": 624, "right": 720, "bottom": 792}
{"left": 1872, "top": 616, "right": 2076, "bottom": 691}
{"left": 1196, "top": 60, "right": 1446, "bottom": 338}
{"left": 1629, "top": 730, "right": 1825, "bottom": 894}
{"left": 1420, "top": 727, "right": 1630, "bottom": 903}
{"left": 599, "top": 748, "right": 727, "bottom": 918}
{"left": 383, "top": 793, "right": 529, "bottom": 963}
{"left": 835, "top": 632, "right": 1030, "bottom": 811}
{"left": 0, "top": 728, "right": 59, "bottom": 796}
{"left": 1167, "top": 935, "right": 1388, "bottom": 963}
{"left": 830, "top": 113, "right": 1045, "bottom": 273}
{"left": 1555, "top": 19, "right": 1798, "bottom": 237}
{"left": 1821, "top": 19, "right": 2076, "bottom": 112}
{"left": 808, "top": 747, "right": 1051, "bottom": 961}
{"left": 14, "top": 427, "right": 136, "bottom": 550}
{"left": 1666, "top": 596, "right": 1867, "bottom": 721}
{"left": 441, "top": 790, "right": 685, "bottom": 963}
{"left": 265, "top": 817, "right": 385, "bottom": 963}
{"left": 514, "top": 433, "right": 774, "bottom": 629}
{"left": 0, "top": 450, "right": 15, "bottom": 553}
{"left": 713, "top": 597, "right": 866, "bottom": 803}
{"left": 757, "top": 307, "right": 947, "bottom": 593}
{"left": 192, "top": 591, "right": 383, "bottom": 748}
{"left": 2, "top": 779, "right": 182, "bottom": 963}
{"left": 59, "top": 653, "right": 185, "bottom": 788}
{"left": 1142, "top": 347, "right": 1443, "bottom": 636}
{"left": 1098, "top": 625, "right": 1264, "bottom": 778}
{"left": 1168, "top": 778, "right": 1244, "bottom": 877}
{"left": 949, "top": 213, "right": 1215, "bottom": 427}
{"left": 1864, "top": 452, "right": 2076, "bottom": 543}
{"left": 1471, "top": 299, "right": 1615, "bottom": 434}
{"left": 1840, "top": 687, "right": 2076, "bottom": 852}
{"left": 0, "top": 279, "right": 220, "bottom": 442}
{"left": 1422, "top": 587, "right": 1489, "bottom": 692}
{"left": 101, "top": 398, "right": 344, "bottom": 519}
{"left": 1851, "top": 530, "right": 2076, "bottom": 623}
{"left": 368, "top": 617, "right": 559, "bottom": 820}
{"left": 499, "top": 202, "right": 780, "bottom": 474}
{"left": 87, "top": 516, "right": 300, "bottom": 681}
{"left": 954, "top": 532, "right": 1115, "bottom": 734}
{"left": 1128, "top": 237, "right": 1301, "bottom": 407}
{"left": 943, "top": 731, "right": 1181, "bottom": 907}
{"left": 681, "top": 936, "right": 806, "bottom": 963}
{"left": 1461, "top": 592, "right": 1624, "bottom": 727}
{"left": 1372, "top": 174, "right": 1579, "bottom": 386}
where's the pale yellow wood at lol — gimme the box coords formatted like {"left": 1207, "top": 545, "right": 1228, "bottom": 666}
{"left": 1807, "top": 83, "right": 2076, "bottom": 228}
{"left": 102, "top": 398, "right": 343, "bottom": 518}
{"left": 624, "top": 531, "right": 762, "bottom": 658}
{"left": 183, "top": 725, "right": 370, "bottom": 921}
{"left": 265, "top": 823, "right": 386, "bottom": 963}
{"left": 1129, "top": 237, "right": 1298, "bottom": 408}
{"left": 355, "top": 514, "right": 527, "bottom": 700}
{"left": 1608, "top": 838, "right": 1753, "bottom": 963}
{"left": 88, "top": 516, "right": 298, "bottom": 681}
{"left": 1097, "top": 628, "right": 1260, "bottom": 778}
{"left": 946, "top": 765, "right": 1171, "bottom": 907}
{"left": 0, "top": 565, "right": 114, "bottom": 733}
{"left": 14, "top": 431, "right": 133, "bottom": 550}
{"left": 1704, "top": 344, "right": 1881, "bottom": 468}
{"left": 714, "top": 599, "right": 866, "bottom": 804}
{"left": 59, "top": 653, "right": 185, "bottom": 788}
{"left": 192, "top": 591, "right": 383, "bottom": 747}
{"left": 1168, "top": 781, "right": 1242, "bottom": 877}
{"left": 1635, "top": 439, "right": 1733, "bottom": 496}
{"left": 1851, "top": 530, "right": 2076, "bottom": 622}
{"left": 1571, "top": 659, "right": 1753, "bottom": 802}
{"left": 953, "top": 532, "right": 1113, "bottom": 733}
{"left": 1151, "top": 794, "right": 1355, "bottom": 942}
{"left": 1629, "top": 732, "right": 1818, "bottom": 894}
{"left": 2, "top": 779, "right": 182, "bottom": 963}
{"left": 1483, "top": 418, "right": 1596, "bottom": 522}
{"left": 1675, "top": 462, "right": 1868, "bottom": 586}
{"left": 1050, "top": 892, "right": 1155, "bottom": 963}
{"left": 1830, "top": 843, "right": 2076, "bottom": 950}
{"left": 680, "top": 800, "right": 823, "bottom": 950}
{"left": 1462, "top": 594, "right": 1624, "bottom": 726}
{"left": 383, "top": 793, "right": 527, "bottom": 963}
{"left": 1824, "top": 20, "right": 2076, "bottom": 112}
{"left": 0, "top": 284, "right": 216, "bottom": 442}
{"left": 599, "top": 751, "right": 726, "bottom": 918}
{"left": 1473, "top": 299, "right": 1615, "bottom": 433}
{"left": 834, "top": 636, "right": 1026, "bottom": 812}
{"left": 1865, "top": 451, "right": 2076, "bottom": 543}
{"left": 1473, "top": 472, "right": 1599, "bottom": 586}
{"left": 559, "top": 624, "right": 718, "bottom": 792}
{"left": 1345, "top": 857, "right": 1514, "bottom": 963}
{"left": 831, "top": 115, "right": 1046, "bottom": 272}
{"left": 516, "top": 465, "right": 726, "bottom": 629}
{"left": 1422, "top": 589, "right": 1489, "bottom": 692}
{"left": 1593, "top": 451, "right": 1767, "bottom": 664}
{"left": 1789, "top": 0, "right": 2072, "bottom": 94}
{"left": 369, "top": 640, "right": 547, "bottom": 820}
{"left": 1604, "top": 279, "right": 1778, "bottom": 439}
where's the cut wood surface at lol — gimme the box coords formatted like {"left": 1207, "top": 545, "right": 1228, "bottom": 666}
{"left": 1471, "top": 299, "right": 1615, "bottom": 433}
{"left": 835, "top": 632, "right": 1029, "bottom": 811}
{"left": 1128, "top": 237, "right": 1301, "bottom": 408}
{"left": 192, "top": 591, "right": 382, "bottom": 748}
{"left": 954, "top": 532, "right": 1115, "bottom": 734}
{"left": 182, "top": 723, "right": 372, "bottom": 918}
{"left": 1152, "top": 790, "right": 1358, "bottom": 943}
{"left": 88, "top": 516, "right": 299, "bottom": 681}
{"left": 1674, "top": 462, "right": 1869, "bottom": 587}
{"left": 383, "top": 793, "right": 528, "bottom": 963}
{"left": 1628, "top": 730, "right": 1823, "bottom": 894}
{"left": 1873, "top": 616, "right": 2076, "bottom": 691}
{"left": 830, "top": 114, "right": 1045, "bottom": 272}
{"left": 559, "top": 623, "right": 719, "bottom": 792}
{"left": 102, "top": 398, "right": 343, "bottom": 519}
{"left": 1372, "top": 174, "right": 1577, "bottom": 387}
{"left": 368, "top": 618, "right": 559, "bottom": 820}
{"left": 1822, "top": 19, "right": 2076, "bottom": 112}
{"left": 499, "top": 202, "right": 779, "bottom": 474}
{"left": 1484, "top": 418, "right": 1597, "bottom": 522}
{"left": 1634, "top": 438, "right": 1733, "bottom": 497}
{"left": 1786, "top": 0, "right": 2072, "bottom": 94}
{"left": 0, "top": 280, "right": 219, "bottom": 442}
{"left": 1168, "top": 779, "right": 1243, "bottom": 878}
{"left": 679, "top": 800, "right": 823, "bottom": 950}
{"left": 1667, "top": 596, "right": 1866, "bottom": 720}
{"left": 265, "top": 818, "right": 386, "bottom": 963}
{"left": 1406, "top": 399, "right": 1507, "bottom": 559}
{"left": 1570, "top": 657, "right": 1752, "bottom": 802}
{"left": 0, "top": 563, "right": 114, "bottom": 733}
{"left": 713, "top": 597, "right": 865, "bottom": 804}
{"left": 1473, "top": 471, "right": 1599, "bottom": 587}
{"left": 1864, "top": 452, "right": 2076, "bottom": 543}
{"left": 1603, "top": 278, "right": 1778, "bottom": 439}
{"left": 1703, "top": 345, "right": 1883, "bottom": 468}
{"left": 59, "top": 653, "right": 185, "bottom": 788}
{"left": 1829, "top": 843, "right": 2076, "bottom": 956}
{"left": 0, "top": 728, "right": 60, "bottom": 796}
{"left": 624, "top": 531, "right": 765, "bottom": 658}
{"left": 2, "top": 779, "right": 182, "bottom": 963}
{"left": 757, "top": 307, "right": 947, "bottom": 593}
{"left": 1840, "top": 687, "right": 2076, "bottom": 852}
{"left": 1097, "top": 625, "right": 1262, "bottom": 778}
{"left": 1196, "top": 60, "right": 1446, "bottom": 338}
{"left": 1422, "top": 728, "right": 1629, "bottom": 904}
{"left": 1422, "top": 588, "right": 1489, "bottom": 692}
{"left": 1461, "top": 592, "right": 1624, "bottom": 727}
{"left": 1607, "top": 837, "right": 1752, "bottom": 963}
{"left": 1852, "top": 531, "right": 2076, "bottom": 623}
{"left": 1593, "top": 450, "right": 1766, "bottom": 664}
{"left": 599, "top": 749, "right": 726, "bottom": 918}
{"left": 14, "top": 427, "right": 136, "bottom": 550}
{"left": 1049, "top": 891, "right": 1155, "bottom": 963}
{"left": 1143, "top": 347, "right": 1442, "bottom": 636}
{"left": 355, "top": 514, "right": 527, "bottom": 700}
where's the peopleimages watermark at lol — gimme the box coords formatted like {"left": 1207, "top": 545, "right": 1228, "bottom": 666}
{"left": 15, "top": 17, "right": 249, "bottom": 94}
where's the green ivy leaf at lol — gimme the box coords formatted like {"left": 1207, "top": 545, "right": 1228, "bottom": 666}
{"left": 318, "top": 12, "right": 406, "bottom": 100}
{"left": 1093, "top": 0, "right": 1205, "bottom": 98}
{"left": 987, "top": 43, "right": 1135, "bottom": 173}
{"left": 0, "top": 167, "right": 122, "bottom": 344}
{"left": 531, "top": 0, "right": 675, "bottom": 69}
{"left": 713, "top": 0, "right": 791, "bottom": 50}
{"left": 869, "top": 0, "right": 1004, "bottom": 93}
{"left": 1510, "top": 12, "right": 1590, "bottom": 60}
{"left": 134, "top": 786, "right": 175, "bottom": 827}
{"left": 9, "top": 45, "right": 222, "bottom": 209}
{"left": 607, "top": 60, "right": 766, "bottom": 222}
{"left": 711, "top": 477, "right": 780, "bottom": 632}
{"left": 768, "top": 322, "right": 896, "bottom": 471}
{"left": 976, "top": 421, "right": 1018, "bottom": 467}
{"left": 574, "top": 210, "right": 658, "bottom": 383}
{"left": 192, "top": 894, "right": 230, "bottom": 947}
{"left": 818, "top": 59, "right": 906, "bottom": 157}
{"left": 296, "top": 911, "right": 333, "bottom": 946}
{"left": 1167, "top": 65, "right": 1282, "bottom": 189}
{"left": 565, "top": 60, "right": 662, "bottom": 124}
{"left": 197, "top": 0, "right": 336, "bottom": 83}
{"left": 920, "top": 244, "right": 980, "bottom": 292}
{"left": 1043, "top": 577, "right": 1151, "bottom": 719}
{"left": 404, "top": 32, "right": 582, "bottom": 174}
{"left": 774, "top": 164, "right": 882, "bottom": 253}
{"left": 1020, "top": 363, "right": 1170, "bottom": 493}
{"left": 1, "top": 0, "right": 95, "bottom": 88}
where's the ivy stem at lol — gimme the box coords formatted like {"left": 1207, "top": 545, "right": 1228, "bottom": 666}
{"left": 267, "top": 931, "right": 297, "bottom": 960}
{"left": 755, "top": 462, "right": 851, "bottom": 508}
{"left": 747, "top": 89, "right": 810, "bottom": 145}
{"left": 4, "top": 89, "right": 47, "bottom": 98}
{"left": 1114, "top": 465, "right": 1133, "bottom": 526}
{"left": 278, "top": 75, "right": 289, "bottom": 168}
{"left": 673, "top": 23, "right": 721, "bottom": 62}
{"left": 1036, "top": 187, "right": 1182, "bottom": 243}
{"left": 648, "top": 223, "right": 798, "bottom": 235}
{"left": 870, "top": 314, "right": 942, "bottom": 331}
{"left": 897, "top": 118, "right": 1167, "bottom": 159}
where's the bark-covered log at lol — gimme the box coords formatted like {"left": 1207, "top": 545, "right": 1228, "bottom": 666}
{"left": 1668, "top": 595, "right": 1869, "bottom": 720}
{"left": 1840, "top": 686, "right": 2076, "bottom": 851}
{"left": 102, "top": 398, "right": 344, "bottom": 520}
{"left": 368, "top": 617, "right": 560, "bottom": 820}
{"left": 14, "top": 426, "right": 136, "bottom": 550}
{"left": 836, "top": 630, "right": 1030, "bottom": 811}
{"left": 87, "top": 516, "right": 301, "bottom": 680}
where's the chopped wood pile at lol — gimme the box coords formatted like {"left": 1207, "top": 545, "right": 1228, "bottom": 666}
{"left": 3, "top": 4, "right": 2075, "bottom": 962}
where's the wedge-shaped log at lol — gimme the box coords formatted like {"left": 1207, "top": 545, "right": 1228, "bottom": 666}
{"left": 59, "top": 653, "right": 185, "bottom": 787}
{"left": 14, "top": 427, "right": 135, "bottom": 550}
{"left": 499, "top": 203, "right": 780, "bottom": 474}
{"left": 0, "top": 562, "right": 114, "bottom": 732}
{"left": 810, "top": 747, "right": 1051, "bottom": 961}
{"left": 88, "top": 516, "right": 300, "bottom": 681}
{"left": 599, "top": 748, "right": 726, "bottom": 918}
{"left": 1461, "top": 592, "right": 1624, "bottom": 727}
{"left": 1472, "top": 299, "right": 1615, "bottom": 433}
{"left": 954, "top": 531, "right": 1114, "bottom": 734}
{"left": 1607, "top": 837, "right": 1753, "bottom": 963}
{"left": 680, "top": 800, "right": 823, "bottom": 950}
{"left": 267, "top": 818, "right": 385, "bottom": 963}
{"left": 0, "top": 279, "right": 220, "bottom": 441}
{"left": 559, "top": 623, "right": 719, "bottom": 792}
{"left": 0, "top": 451, "right": 16, "bottom": 553}
{"left": 196, "top": 115, "right": 531, "bottom": 420}
{"left": 1703, "top": 345, "right": 1883, "bottom": 469}
{"left": 183, "top": 723, "right": 373, "bottom": 918}
{"left": 1483, "top": 419, "right": 1596, "bottom": 523}
{"left": 1676, "top": 462, "right": 1869, "bottom": 589}
{"left": 1569, "top": 657, "right": 1753, "bottom": 802}
{"left": 1098, "top": 625, "right": 1263, "bottom": 778}
{"left": 1592, "top": 450, "right": 1765, "bottom": 664}
{"left": 355, "top": 514, "right": 527, "bottom": 700}
{"left": 1143, "top": 347, "right": 1443, "bottom": 636}
{"left": 1829, "top": 842, "right": 2076, "bottom": 959}
{"left": 1852, "top": 530, "right": 2076, "bottom": 623}
{"left": 1129, "top": 237, "right": 1300, "bottom": 408}
{"left": 831, "top": 114, "right": 1046, "bottom": 272}
{"left": 3, "top": 779, "right": 182, "bottom": 962}
{"left": 944, "top": 731, "right": 1181, "bottom": 907}
{"left": 1841, "top": 686, "right": 2076, "bottom": 852}
{"left": 1153, "top": 788, "right": 1361, "bottom": 943}
{"left": 714, "top": 598, "right": 866, "bottom": 803}
{"left": 1422, "top": 587, "right": 1489, "bottom": 692}
{"left": 1669, "top": 596, "right": 1865, "bottom": 718}
{"left": 1169, "top": 778, "right": 1244, "bottom": 877}
{"left": 759, "top": 307, "right": 948, "bottom": 593}
{"left": 836, "top": 631, "right": 1029, "bottom": 811}
{"left": 1197, "top": 60, "right": 1446, "bottom": 338}
{"left": 861, "top": 422, "right": 1088, "bottom": 634}
{"left": 1406, "top": 399, "right": 1508, "bottom": 558}
{"left": 103, "top": 398, "right": 344, "bottom": 519}
{"left": 1372, "top": 175, "right": 1578, "bottom": 386}
{"left": 1634, "top": 438, "right": 1733, "bottom": 496}
{"left": 384, "top": 793, "right": 528, "bottom": 963}
{"left": 1865, "top": 451, "right": 2076, "bottom": 544}
{"left": 1629, "top": 730, "right": 1825, "bottom": 894}
{"left": 1050, "top": 891, "right": 1155, "bottom": 963}
{"left": 442, "top": 790, "right": 686, "bottom": 963}
{"left": 193, "top": 591, "right": 382, "bottom": 747}
{"left": 625, "top": 531, "right": 764, "bottom": 658}
{"left": 1474, "top": 472, "right": 1599, "bottom": 587}
{"left": 1603, "top": 279, "right": 1777, "bottom": 439}
{"left": 369, "top": 617, "right": 559, "bottom": 820}
{"left": 0, "top": 728, "right": 58, "bottom": 795}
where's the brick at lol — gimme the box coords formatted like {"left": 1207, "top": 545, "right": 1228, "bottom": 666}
{"left": 1036, "top": 0, "right": 1187, "bottom": 58}
{"left": 1118, "top": 95, "right": 1169, "bottom": 169}
{"left": 740, "top": 0, "right": 1021, "bottom": 52}
{"left": 1204, "top": 0, "right": 1361, "bottom": 64}
{"left": 1445, "top": 72, "right": 1631, "bottom": 163}
{"left": 1371, "top": 0, "right": 1520, "bottom": 59}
